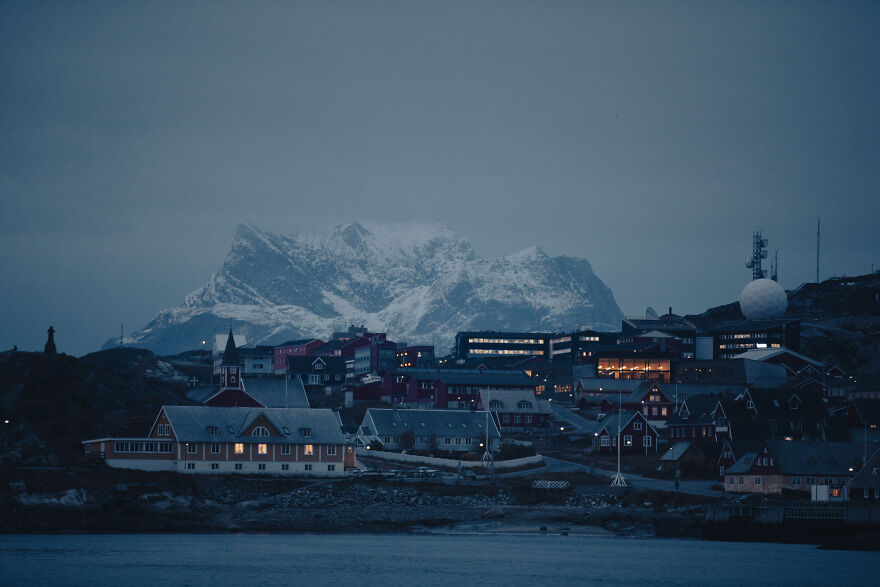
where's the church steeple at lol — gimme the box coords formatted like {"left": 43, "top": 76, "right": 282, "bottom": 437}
{"left": 44, "top": 326, "right": 57, "bottom": 356}
{"left": 220, "top": 328, "right": 242, "bottom": 390}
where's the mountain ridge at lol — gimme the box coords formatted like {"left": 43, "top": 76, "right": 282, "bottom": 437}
{"left": 109, "top": 221, "right": 623, "bottom": 355}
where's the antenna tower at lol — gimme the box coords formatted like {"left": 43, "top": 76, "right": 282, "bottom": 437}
{"left": 816, "top": 217, "right": 821, "bottom": 283}
{"left": 745, "top": 231, "right": 769, "bottom": 280}
{"left": 771, "top": 250, "right": 779, "bottom": 282}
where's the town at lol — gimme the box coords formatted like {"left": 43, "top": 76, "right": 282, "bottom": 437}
{"left": 71, "top": 269, "right": 880, "bottom": 523}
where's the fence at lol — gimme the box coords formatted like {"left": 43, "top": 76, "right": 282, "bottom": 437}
{"left": 356, "top": 448, "right": 543, "bottom": 471}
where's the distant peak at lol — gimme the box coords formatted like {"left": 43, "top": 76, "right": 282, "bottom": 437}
{"left": 507, "top": 245, "right": 548, "bottom": 261}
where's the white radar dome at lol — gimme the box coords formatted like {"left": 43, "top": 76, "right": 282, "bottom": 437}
{"left": 739, "top": 279, "right": 788, "bottom": 320}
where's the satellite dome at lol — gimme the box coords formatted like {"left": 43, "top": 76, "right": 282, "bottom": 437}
{"left": 739, "top": 279, "right": 788, "bottom": 320}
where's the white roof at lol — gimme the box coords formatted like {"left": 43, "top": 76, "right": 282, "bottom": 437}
{"left": 735, "top": 348, "right": 822, "bottom": 367}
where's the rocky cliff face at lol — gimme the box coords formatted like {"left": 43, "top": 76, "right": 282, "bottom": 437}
{"left": 113, "top": 221, "right": 622, "bottom": 355}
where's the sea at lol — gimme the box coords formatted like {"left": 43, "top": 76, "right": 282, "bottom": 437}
{"left": 1, "top": 533, "right": 877, "bottom": 586}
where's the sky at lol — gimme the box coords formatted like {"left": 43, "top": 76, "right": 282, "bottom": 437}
{"left": 2, "top": 1, "right": 879, "bottom": 356}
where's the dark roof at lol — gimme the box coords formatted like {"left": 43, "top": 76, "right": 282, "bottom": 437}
{"left": 160, "top": 405, "right": 343, "bottom": 444}
{"left": 708, "top": 319, "right": 798, "bottom": 333}
{"left": 851, "top": 397, "right": 880, "bottom": 426}
{"left": 361, "top": 408, "right": 501, "bottom": 440}
{"left": 667, "top": 394, "right": 722, "bottom": 427}
{"left": 220, "top": 329, "right": 239, "bottom": 367}
{"left": 435, "top": 371, "right": 536, "bottom": 387}
{"left": 240, "top": 376, "right": 310, "bottom": 408}
{"left": 767, "top": 440, "right": 865, "bottom": 476}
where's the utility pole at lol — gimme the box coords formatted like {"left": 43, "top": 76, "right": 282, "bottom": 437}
{"left": 816, "top": 217, "right": 821, "bottom": 283}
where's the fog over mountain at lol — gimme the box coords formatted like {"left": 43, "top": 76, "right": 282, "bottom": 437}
{"left": 112, "top": 221, "right": 622, "bottom": 355}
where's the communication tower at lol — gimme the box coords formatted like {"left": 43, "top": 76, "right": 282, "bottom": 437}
{"left": 745, "top": 231, "right": 769, "bottom": 280}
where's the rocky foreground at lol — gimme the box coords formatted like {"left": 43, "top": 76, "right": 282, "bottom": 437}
{"left": 2, "top": 469, "right": 707, "bottom": 537}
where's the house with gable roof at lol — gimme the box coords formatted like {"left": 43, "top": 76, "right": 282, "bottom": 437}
{"left": 477, "top": 389, "right": 551, "bottom": 432}
{"left": 83, "top": 405, "right": 350, "bottom": 476}
{"left": 594, "top": 411, "right": 658, "bottom": 454}
{"left": 724, "top": 440, "right": 864, "bottom": 499}
{"left": 357, "top": 408, "right": 501, "bottom": 454}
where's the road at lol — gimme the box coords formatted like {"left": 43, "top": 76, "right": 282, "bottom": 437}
{"left": 540, "top": 456, "right": 723, "bottom": 498}
{"left": 549, "top": 403, "right": 601, "bottom": 435}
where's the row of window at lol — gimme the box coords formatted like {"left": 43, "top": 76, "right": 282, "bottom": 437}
{"left": 468, "top": 349, "right": 541, "bottom": 356}
{"left": 383, "top": 435, "right": 477, "bottom": 446}
{"left": 468, "top": 338, "right": 544, "bottom": 345}
{"left": 599, "top": 435, "right": 652, "bottom": 447}
{"left": 156, "top": 424, "right": 172, "bottom": 436}
{"left": 183, "top": 443, "right": 335, "bottom": 456}
{"left": 185, "top": 463, "right": 336, "bottom": 472}
{"left": 729, "top": 476, "right": 845, "bottom": 487}
{"left": 115, "top": 441, "right": 174, "bottom": 453}
{"left": 502, "top": 414, "right": 534, "bottom": 424}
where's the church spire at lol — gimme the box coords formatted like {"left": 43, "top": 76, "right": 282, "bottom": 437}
{"left": 44, "top": 326, "right": 57, "bottom": 356}
{"left": 219, "top": 327, "right": 243, "bottom": 390}
{"left": 221, "top": 327, "right": 239, "bottom": 367}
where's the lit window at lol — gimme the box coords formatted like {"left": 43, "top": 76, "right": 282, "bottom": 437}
{"left": 258, "top": 443, "right": 267, "bottom": 455}
{"left": 304, "top": 444, "right": 314, "bottom": 456}
{"left": 624, "top": 435, "right": 633, "bottom": 447}
{"left": 234, "top": 443, "right": 244, "bottom": 454}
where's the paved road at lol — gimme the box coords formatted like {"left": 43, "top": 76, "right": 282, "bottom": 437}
{"left": 541, "top": 456, "right": 724, "bottom": 498}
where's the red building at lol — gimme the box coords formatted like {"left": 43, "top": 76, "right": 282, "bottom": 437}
{"left": 478, "top": 389, "right": 551, "bottom": 432}
{"left": 273, "top": 338, "right": 323, "bottom": 374}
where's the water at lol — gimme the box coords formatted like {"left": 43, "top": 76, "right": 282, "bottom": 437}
{"left": 1, "top": 533, "right": 877, "bottom": 586}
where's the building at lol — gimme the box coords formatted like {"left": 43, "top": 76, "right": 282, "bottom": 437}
{"left": 433, "top": 369, "right": 538, "bottom": 409}
{"left": 357, "top": 408, "right": 501, "bottom": 454}
{"left": 709, "top": 319, "right": 800, "bottom": 359}
{"left": 595, "top": 351, "right": 673, "bottom": 382}
{"left": 188, "top": 375, "right": 310, "bottom": 409}
{"left": 847, "top": 447, "right": 880, "bottom": 502}
{"left": 478, "top": 389, "right": 552, "bottom": 432}
{"left": 211, "top": 331, "right": 246, "bottom": 375}
{"left": 287, "top": 356, "right": 347, "bottom": 393}
{"left": 672, "top": 358, "right": 788, "bottom": 389}
{"left": 396, "top": 346, "right": 435, "bottom": 370}
{"left": 82, "top": 405, "right": 349, "bottom": 476}
{"left": 273, "top": 338, "right": 324, "bottom": 374}
{"left": 454, "top": 331, "right": 551, "bottom": 361}
{"left": 724, "top": 441, "right": 863, "bottom": 499}
{"left": 548, "top": 329, "right": 615, "bottom": 363}
{"left": 594, "top": 411, "right": 658, "bottom": 454}
{"left": 659, "top": 441, "right": 722, "bottom": 476}
{"left": 622, "top": 310, "right": 697, "bottom": 358}
{"left": 237, "top": 346, "right": 274, "bottom": 376}
{"left": 353, "top": 339, "right": 398, "bottom": 376}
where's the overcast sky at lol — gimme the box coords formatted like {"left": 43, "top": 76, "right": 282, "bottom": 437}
{"left": 2, "top": 1, "right": 879, "bottom": 356}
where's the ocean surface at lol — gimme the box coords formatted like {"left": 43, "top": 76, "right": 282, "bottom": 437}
{"left": 1, "top": 533, "right": 877, "bottom": 586}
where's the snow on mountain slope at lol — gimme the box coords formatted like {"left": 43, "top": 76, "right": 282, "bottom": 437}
{"left": 112, "top": 221, "right": 622, "bottom": 355}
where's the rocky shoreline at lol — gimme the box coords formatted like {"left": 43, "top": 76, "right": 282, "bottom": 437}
{"left": 3, "top": 473, "right": 706, "bottom": 538}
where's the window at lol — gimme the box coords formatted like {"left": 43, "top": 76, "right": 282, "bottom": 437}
{"left": 186, "top": 443, "right": 197, "bottom": 454}
{"left": 806, "top": 476, "right": 816, "bottom": 485}
{"left": 502, "top": 415, "right": 510, "bottom": 423}
{"left": 517, "top": 400, "right": 532, "bottom": 410}
{"left": 729, "top": 476, "right": 735, "bottom": 485}
{"left": 754, "top": 477, "right": 761, "bottom": 485}
{"left": 792, "top": 476, "right": 801, "bottom": 486}
{"left": 304, "top": 444, "right": 314, "bottom": 456}
{"left": 624, "top": 435, "right": 632, "bottom": 447}
{"left": 282, "top": 464, "right": 289, "bottom": 471}
{"left": 634, "top": 421, "right": 642, "bottom": 431}
{"left": 824, "top": 477, "right": 832, "bottom": 486}
{"left": 661, "top": 407, "right": 667, "bottom": 416}
{"left": 304, "top": 464, "right": 312, "bottom": 471}
{"left": 514, "top": 415, "right": 521, "bottom": 424}
{"left": 455, "top": 437, "right": 462, "bottom": 445}
{"left": 525, "top": 415, "right": 532, "bottom": 424}
{"left": 235, "top": 463, "right": 243, "bottom": 470}
{"left": 234, "top": 443, "right": 244, "bottom": 454}
{"left": 258, "top": 464, "right": 266, "bottom": 470}
{"left": 211, "top": 443, "right": 221, "bottom": 454}
{"left": 258, "top": 443, "right": 267, "bottom": 455}
{"left": 600, "top": 435, "right": 610, "bottom": 447}
{"left": 281, "top": 445, "right": 291, "bottom": 455}
{"left": 328, "top": 464, "right": 335, "bottom": 471}
{"left": 445, "top": 437, "right": 451, "bottom": 445}
{"left": 211, "top": 463, "right": 219, "bottom": 470}
{"left": 643, "top": 435, "right": 652, "bottom": 447}
{"left": 252, "top": 426, "right": 269, "bottom": 437}
{"left": 207, "top": 426, "right": 219, "bottom": 436}
{"left": 186, "top": 463, "right": 195, "bottom": 470}
{"left": 300, "top": 428, "right": 312, "bottom": 437}
{"left": 327, "top": 445, "right": 336, "bottom": 455}
{"left": 738, "top": 477, "right": 744, "bottom": 485}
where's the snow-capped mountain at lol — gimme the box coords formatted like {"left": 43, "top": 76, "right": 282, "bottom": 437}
{"left": 112, "top": 221, "right": 622, "bottom": 355}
